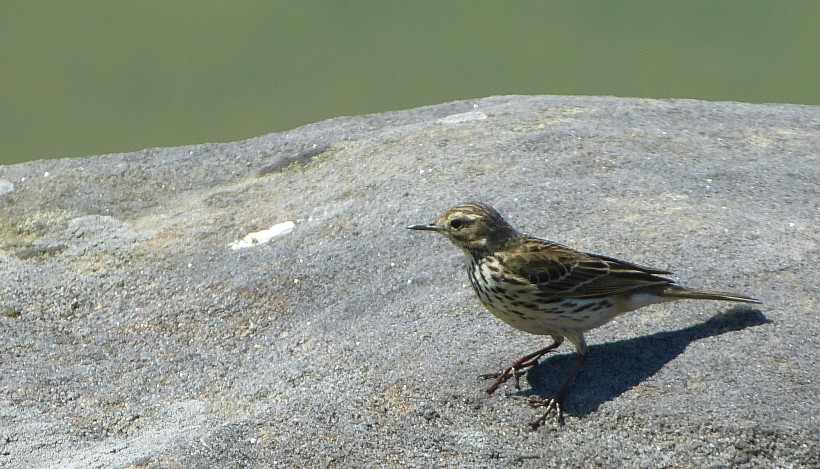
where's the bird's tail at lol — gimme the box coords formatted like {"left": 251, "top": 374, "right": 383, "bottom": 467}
{"left": 662, "top": 285, "right": 762, "bottom": 304}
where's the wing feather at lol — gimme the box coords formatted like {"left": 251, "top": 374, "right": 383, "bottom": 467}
{"left": 501, "top": 238, "right": 674, "bottom": 298}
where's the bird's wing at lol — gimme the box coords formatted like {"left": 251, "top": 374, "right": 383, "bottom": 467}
{"left": 501, "top": 239, "right": 674, "bottom": 298}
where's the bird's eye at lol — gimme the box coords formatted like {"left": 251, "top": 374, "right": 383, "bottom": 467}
{"left": 449, "top": 219, "right": 463, "bottom": 230}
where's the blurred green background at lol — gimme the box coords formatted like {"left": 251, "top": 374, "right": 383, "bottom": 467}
{"left": 2, "top": 1, "right": 818, "bottom": 165}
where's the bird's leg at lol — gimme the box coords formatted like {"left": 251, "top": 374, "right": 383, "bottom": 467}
{"left": 528, "top": 351, "right": 588, "bottom": 428}
{"left": 482, "top": 340, "right": 562, "bottom": 394}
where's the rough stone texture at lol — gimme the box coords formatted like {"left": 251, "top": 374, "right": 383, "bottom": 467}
{"left": 0, "top": 96, "right": 817, "bottom": 468}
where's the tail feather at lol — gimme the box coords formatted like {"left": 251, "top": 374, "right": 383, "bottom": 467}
{"left": 662, "top": 286, "right": 762, "bottom": 304}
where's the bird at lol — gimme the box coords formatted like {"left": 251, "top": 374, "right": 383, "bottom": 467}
{"left": 407, "top": 202, "right": 761, "bottom": 428}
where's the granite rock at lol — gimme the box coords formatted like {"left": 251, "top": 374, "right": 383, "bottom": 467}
{"left": 0, "top": 96, "right": 817, "bottom": 468}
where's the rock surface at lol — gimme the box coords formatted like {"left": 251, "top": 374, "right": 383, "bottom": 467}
{"left": 0, "top": 96, "right": 817, "bottom": 468}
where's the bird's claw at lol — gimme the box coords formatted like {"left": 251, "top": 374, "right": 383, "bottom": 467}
{"left": 528, "top": 397, "right": 564, "bottom": 429}
{"left": 481, "top": 367, "right": 530, "bottom": 394}
{"left": 481, "top": 357, "right": 543, "bottom": 394}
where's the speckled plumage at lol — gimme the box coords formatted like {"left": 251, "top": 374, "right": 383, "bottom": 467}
{"left": 408, "top": 202, "right": 761, "bottom": 428}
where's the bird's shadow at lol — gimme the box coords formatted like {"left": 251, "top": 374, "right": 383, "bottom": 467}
{"left": 516, "top": 307, "right": 770, "bottom": 417}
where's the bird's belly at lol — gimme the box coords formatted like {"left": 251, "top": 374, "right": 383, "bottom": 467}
{"left": 464, "top": 283, "right": 617, "bottom": 335}
{"left": 468, "top": 263, "right": 620, "bottom": 335}
{"left": 479, "top": 293, "right": 619, "bottom": 335}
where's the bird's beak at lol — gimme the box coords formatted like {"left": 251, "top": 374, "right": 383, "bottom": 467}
{"left": 407, "top": 223, "right": 441, "bottom": 232}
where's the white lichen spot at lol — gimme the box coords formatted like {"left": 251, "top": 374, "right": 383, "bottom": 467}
{"left": 438, "top": 111, "right": 488, "bottom": 125}
{"left": 229, "top": 221, "right": 295, "bottom": 250}
{"left": 0, "top": 179, "right": 13, "bottom": 196}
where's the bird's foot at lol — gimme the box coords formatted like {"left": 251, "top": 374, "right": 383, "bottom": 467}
{"left": 527, "top": 396, "right": 564, "bottom": 429}
{"left": 481, "top": 355, "right": 543, "bottom": 394}
{"left": 480, "top": 368, "right": 526, "bottom": 394}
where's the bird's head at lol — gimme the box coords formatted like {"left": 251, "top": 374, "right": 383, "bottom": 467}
{"left": 407, "top": 202, "right": 517, "bottom": 255}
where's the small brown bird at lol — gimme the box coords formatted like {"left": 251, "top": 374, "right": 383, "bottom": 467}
{"left": 408, "top": 202, "right": 761, "bottom": 428}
